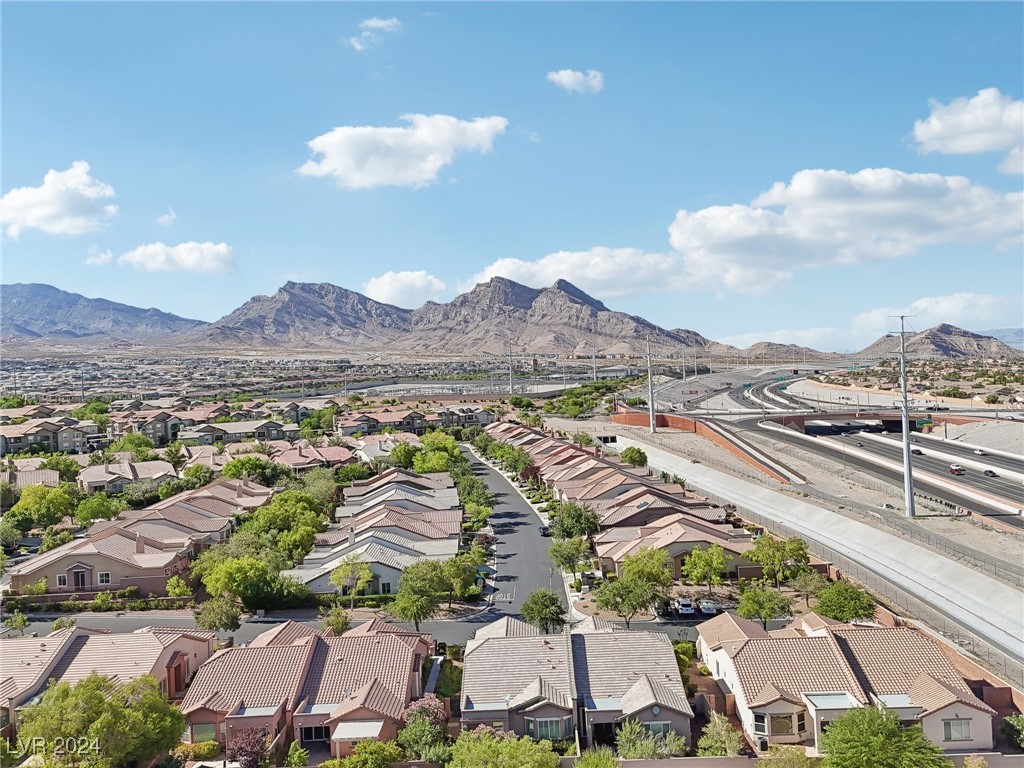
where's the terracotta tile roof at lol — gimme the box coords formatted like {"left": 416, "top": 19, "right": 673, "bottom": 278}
{"left": 908, "top": 673, "right": 996, "bottom": 716}
{"left": 0, "top": 469, "right": 61, "bottom": 489}
{"left": 181, "top": 640, "right": 316, "bottom": 715}
{"left": 46, "top": 632, "right": 170, "bottom": 685}
{"left": 471, "top": 616, "right": 540, "bottom": 641}
{"left": 697, "top": 613, "right": 770, "bottom": 650}
{"left": 248, "top": 621, "right": 323, "bottom": 648}
{"left": 620, "top": 673, "right": 692, "bottom": 717}
{"left": 463, "top": 631, "right": 574, "bottom": 713}
{"left": 0, "top": 629, "right": 78, "bottom": 700}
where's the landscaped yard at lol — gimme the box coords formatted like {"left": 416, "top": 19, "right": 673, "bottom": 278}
{"left": 435, "top": 658, "right": 463, "bottom": 700}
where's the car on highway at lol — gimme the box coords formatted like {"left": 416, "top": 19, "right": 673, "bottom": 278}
{"left": 911, "top": 448, "right": 924, "bottom": 455}
{"left": 698, "top": 599, "right": 719, "bottom": 616}
{"left": 973, "top": 449, "right": 987, "bottom": 456}
{"left": 983, "top": 469, "right": 999, "bottom": 478}
{"left": 949, "top": 464, "right": 966, "bottom": 475}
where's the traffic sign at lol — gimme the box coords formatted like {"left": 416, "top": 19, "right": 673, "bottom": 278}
{"left": 916, "top": 419, "right": 933, "bottom": 427}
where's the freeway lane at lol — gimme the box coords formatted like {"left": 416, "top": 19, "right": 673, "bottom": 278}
{"left": 827, "top": 435, "right": 1024, "bottom": 502}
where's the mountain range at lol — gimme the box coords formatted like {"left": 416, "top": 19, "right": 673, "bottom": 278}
{"left": 1, "top": 280, "right": 1020, "bottom": 360}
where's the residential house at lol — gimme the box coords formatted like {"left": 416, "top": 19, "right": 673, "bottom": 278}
{"left": 180, "top": 620, "right": 428, "bottom": 758}
{"left": 273, "top": 443, "right": 356, "bottom": 473}
{"left": 695, "top": 612, "right": 997, "bottom": 753}
{"left": 0, "top": 625, "right": 215, "bottom": 738}
{"left": 461, "top": 616, "right": 692, "bottom": 748}
{"left": 0, "top": 420, "right": 60, "bottom": 457}
{"left": 78, "top": 460, "right": 177, "bottom": 494}
{"left": 5, "top": 527, "right": 191, "bottom": 596}
{"left": 0, "top": 469, "right": 61, "bottom": 490}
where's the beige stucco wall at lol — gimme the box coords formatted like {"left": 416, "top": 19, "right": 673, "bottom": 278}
{"left": 9, "top": 551, "right": 182, "bottom": 596}
{"left": 921, "top": 703, "right": 994, "bottom": 751}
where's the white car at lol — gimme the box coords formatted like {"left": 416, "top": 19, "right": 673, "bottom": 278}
{"left": 675, "top": 599, "right": 695, "bottom": 615}
{"left": 973, "top": 449, "right": 987, "bottom": 456}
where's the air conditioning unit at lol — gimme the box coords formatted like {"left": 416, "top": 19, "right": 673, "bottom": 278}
{"left": 757, "top": 736, "right": 769, "bottom": 752}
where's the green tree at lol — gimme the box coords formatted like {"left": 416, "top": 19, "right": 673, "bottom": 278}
{"left": 441, "top": 553, "right": 479, "bottom": 608}
{"left": 1001, "top": 713, "right": 1024, "bottom": 750}
{"left": 18, "top": 674, "right": 186, "bottom": 768}
{"left": 747, "top": 536, "right": 811, "bottom": 588}
{"left": 38, "top": 454, "right": 82, "bottom": 483}
{"left": 820, "top": 705, "right": 951, "bottom": 768}
{"left": 166, "top": 575, "right": 193, "bottom": 598}
{"left": 620, "top": 446, "right": 648, "bottom": 467}
{"left": 697, "top": 710, "right": 745, "bottom": 756}
{"left": 413, "top": 449, "right": 454, "bottom": 473}
{"left": 339, "top": 739, "right": 404, "bottom": 768}
{"left": 319, "top": 602, "right": 352, "bottom": 635}
{"left": 390, "top": 442, "right": 421, "bottom": 469}
{"left": 162, "top": 440, "right": 187, "bottom": 471}
{"left": 0, "top": 517, "right": 20, "bottom": 548}
{"left": 0, "top": 480, "right": 19, "bottom": 511}
{"left": 815, "top": 581, "right": 876, "bottom": 622}
{"left": 737, "top": 582, "right": 794, "bottom": 629}
{"left": 595, "top": 575, "right": 657, "bottom": 628}
{"left": 9, "top": 483, "right": 77, "bottom": 530}
{"left": 23, "top": 577, "right": 48, "bottom": 596}
{"left": 789, "top": 569, "right": 829, "bottom": 607}
{"left": 298, "top": 466, "right": 340, "bottom": 510}
{"left": 109, "top": 433, "right": 156, "bottom": 453}
{"left": 330, "top": 554, "right": 375, "bottom": 608}
{"left": 195, "top": 596, "right": 242, "bottom": 631}
{"left": 389, "top": 560, "right": 444, "bottom": 631}
{"left": 221, "top": 455, "right": 292, "bottom": 487}
{"left": 51, "top": 617, "right": 77, "bottom": 631}
{"left": 284, "top": 740, "right": 309, "bottom": 768}
{"left": 449, "top": 727, "right": 559, "bottom": 768}
{"left": 182, "top": 463, "right": 216, "bottom": 486}
{"left": 682, "top": 543, "right": 727, "bottom": 596}
{"left": 202, "top": 556, "right": 275, "bottom": 609}
{"left": 548, "top": 537, "right": 591, "bottom": 580}
{"left": 551, "top": 501, "right": 600, "bottom": 540}
{"left": 40, "top": 529, "right": 73, "bottom": 552}
{"left": 336, "top": 462, "right": 374, "bottom": 485}
{"left": 4, "top": 610, "right": 29, "bottom": 635}
{"left": 75, "top": 492, "right": 128, "bottom": 527}
{"left": 520, "top": 588, "right": 567, "bottom": 634}
{"left": 621, "top": 547, "right": 674, "bottom": 597}
{"left": 398, "top": 712, "right": 448, "bottom": 761}
{"left": 571, "top": 432, "right": 595, "bottom": 447}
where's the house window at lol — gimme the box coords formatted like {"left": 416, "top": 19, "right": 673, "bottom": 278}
{"left": 57, "top": 574, "right": 68, "bottom": 587}
{"left": 380, "top": 582, "right": 391, "bottom": 594}
{"left": 643, "top": 722, "right": 671, "bottom": 738}
{"left": 770, "top": 715, "right": 794, "bottom": 735}
{"left": 192, "top": 723, "right": 218, "bottom": 743}
{"left": 301, "top": 726, "right": 330, "bottom": 742}
{"left": 753, "top": 713, "right": 767, "bottom": 735}
{"left": 535, "top": 719, "right": 562, "bottom": 740}
{"left": 98, "top": 572, "right": 111, "bottom": 585}
{"left": 943, "top": 719, "right": 971, "bottom": 742}
{"left": 797, "top": 711, "right": 807, "bottom": 733}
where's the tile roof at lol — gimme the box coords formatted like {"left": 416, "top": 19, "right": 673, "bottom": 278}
{"left": 696, "top": 612, "right": 770, "bottom": 650}
{"left": 908, "top": 673, "right": 995, "bottom": 716}
{"left": 46, "top": 632, "right": 170, "bottom": 685}
{"left": 0, "top": 629, "right": 78, "bottom": 700}
{"left": 620, "top": 674, "right": 692, "bottom": 717}
{"left": 248, "top": 621, "right": 324, "bottom": 647}
{"left": 462, "top": 632, "right": 574, "bottom": 713}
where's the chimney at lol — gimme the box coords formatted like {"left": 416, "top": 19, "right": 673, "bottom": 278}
{"left": 135, "top": 533, "right": 145, "bottom": 554}
{"left": 236, "top": 484, "right": 243, "bottom": 500}
{"left": 348, "top": 527, "right": 355, "bottom": 547}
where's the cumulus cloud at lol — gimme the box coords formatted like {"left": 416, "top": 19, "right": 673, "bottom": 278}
{"left": 118, "top": 241, "right": 237, "bottom": 273}
{"left": 668, "top": 168, "right": 1023, "bottom": 294}
{"left": 546, "top": 68, "right": 604, "bottom": 94}
{"left": 718, "top": 292, "right": 1021, "bottom": 352}
{"left": 349, "top": 16, "right": 401, "bottom": 51}
{"left": 157, "top": 207, "right": 176, "bottom": 226}
{"left": 463, "top": 247, "right": 682, "bottom": 299}
{"left": 84, "top": 245, "right": 113, "bottom": 267}
{"left": 913, "top": 88, "right": 1024, "bottom": 173}
{"left": 363, "top": 270, "right": 446, "bottom": 307}
{"left": 298, "top": 113, "right": 508, "bottom": 189}
{"left": 1, "top": 161, "right": 117, "bottom": 238}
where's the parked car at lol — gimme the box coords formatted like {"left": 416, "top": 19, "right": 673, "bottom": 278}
{"left": 675, "top": 599, "right": 695, "bottom": 616}
{"left": 698, "top": 599, "right": 719, "bottom": 616}
{"left": 911, "top": 448, "right": 924, "bottom": 455}
{"left": 973, "top": 449, "right": 987, "bottom": 456}
{"left": 949, "top": 464, "right": 966, "bottom": 475}
{"left": 538, "top": 525, "right": 551, "bottom": 537}
{"left": 983, "top": 469, "right": 999, "bottom": 478}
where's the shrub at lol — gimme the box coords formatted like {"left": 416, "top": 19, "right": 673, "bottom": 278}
{"left": 572, "top": 579, "right": 583, "bottom": 592}
{"left": 174, "top": 741, "right": 221, "bottom": 760}
{"left": 698, "top": 663, "right": 711, "bottom": 676}
{"left": 446, "top": 644, "right": 463, "bottom": 662}
{"left": 89, "top": 591, "right": 115, "bottom": 612}
{"left": 1003, "top": 713, "right": 1024, "bottom": 750}
{"left": 464, "top": 585, "right": 483, "bottom": 601}
{"left": 116, "top": 585, "right": 141, "bottom": 599}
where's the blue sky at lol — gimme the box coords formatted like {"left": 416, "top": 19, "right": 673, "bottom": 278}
{"left": 2, "top": 1, "right": 1022, "bottom": 351}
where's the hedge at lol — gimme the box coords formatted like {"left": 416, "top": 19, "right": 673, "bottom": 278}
{"left": 174, "top": 742, "right": 221, "bottom": 760}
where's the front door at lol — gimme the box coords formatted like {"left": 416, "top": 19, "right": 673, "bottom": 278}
{"left": 591, "top": 722, "right": 616, "bottom": 747}
{"left": 73, "top": 571, "right": 87, "bottom": 588}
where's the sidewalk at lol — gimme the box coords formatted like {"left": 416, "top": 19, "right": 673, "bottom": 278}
{"left": 613, "top": 434, "right": 1024, "bottom": 667}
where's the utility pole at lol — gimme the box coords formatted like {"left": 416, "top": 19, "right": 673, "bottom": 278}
{"left": 592, "top": 342, "right": 598, "bottom": 382}
{"left": 893, "top": 315, "right": 917, "bottom": 519}
{"left": 646, "top": 334, "right": 657, "bottom": 433}
{"left": 508, "top": 340, "right": 514, "bottom": 396}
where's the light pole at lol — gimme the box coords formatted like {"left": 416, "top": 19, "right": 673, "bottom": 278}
{"left": 893, "top": 314, "right": 917, "bottom": 519}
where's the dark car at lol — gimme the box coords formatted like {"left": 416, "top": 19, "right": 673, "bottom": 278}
{"left": 983, "top": 470, "right": 999, "bottom": 478}
{"left": 911, "top": 448, "right": 924, "bottom": 455}
{"left": 539, "top": 525, "right": 551, "bottom": 537}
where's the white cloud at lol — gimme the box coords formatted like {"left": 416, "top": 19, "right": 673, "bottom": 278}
{"left": 157, "top": 207, "right": 176, "bottom": 226}
{"left": 298, "top": 113, "right": 508, "bottom": 189}
{"left": 1, "top": 161, "right": 117, "bottom": 238}
{"left": 348, "top": 16, "right": 401, "bottom": 51}
{"left": 913, "top": 88, "right": 1024, "bottom": 174}
{"left": 668, "top": 168, "right": 1023, "bottom": 294}
{"left": 84, "top": 245, "right": 113, "bottom": 267}
{"left": 363, "top": 270, "right": 446, "bottom": 307}
{"left": 118, "top": 241, "right": 237, "bottom": 273}
{"left": 546, "top": 68, "right": 604, "bottom": 94}
{"left": 462, "top": 247, "right": 683, "bottom": 299}
{"left": 717, "top": 292, "right": 1021, "bottom": 352}
{"left": 528, "top": 131, "right": 542, "bottom": 143}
